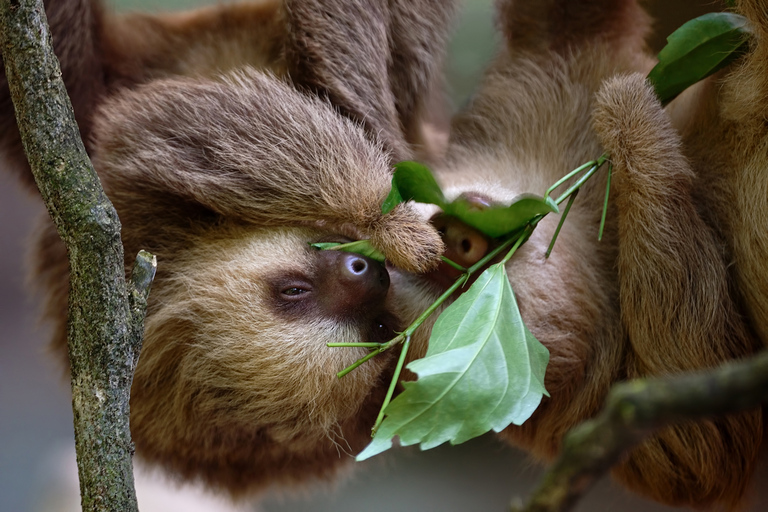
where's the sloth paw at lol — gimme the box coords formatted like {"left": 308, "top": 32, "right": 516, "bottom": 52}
{"left": 592, "top": 73, "right": 672, "bottom": 164}
{"left": 369, "top": 204, "right": 443, "bottom": 273}
{"left": 592, "top": 73, "right": 692, "bottom": 196}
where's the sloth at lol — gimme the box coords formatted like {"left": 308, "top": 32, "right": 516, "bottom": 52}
{"left": 2, "top": 0, "right": 767, "bottom": 510}
{"left": 2, "top": 0, "right": 454, "bottom": 495}
{"left": 394, "top": 0, "right": 768, "bottom": 508}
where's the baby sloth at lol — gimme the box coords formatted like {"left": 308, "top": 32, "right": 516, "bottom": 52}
{"left": 390, "top": 0, "right": 768, "bottom": 509}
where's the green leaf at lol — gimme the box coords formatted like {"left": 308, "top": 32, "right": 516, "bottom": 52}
{"left": 310, "top": 240, "right": 385, "bottom": 263}
{"left": 357, "top": 263, "right": 549, "bottom": 460}
{"left": 445, "top": 194, "right": 558, "bottom": 238}
{"left": 382, "top": 161, "right": 447, "bottom": 214}
{"left": 381, "top": 162, "right": 556, "bottom": 237}
{"left": 648, "top": 12, "right": 750, "bottom": 105}
{"left": 381, "top": 177, "right": 404, "bottom": 215}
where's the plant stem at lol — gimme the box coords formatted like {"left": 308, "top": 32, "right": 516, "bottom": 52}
{"left": 327, "top": 342, "right": 385, "bottom": 348}
{"left": 337, "top": 349, "right": 387, "bottom": 378}
{"left": 545, "top": 160, "right": 597, "bottom": 199}
{"left": 503, "top": 224, "right": 535, "bottom": 265}
{"left": 334, "top": 154, "right": 610, "bottom": 394}
{"left": 441, "top": 256, "right": 466, "bottom": 272}
{"left": 371, "top": 335, "right": 412, "bottom": 435}
{"left": 553, "top": 154, "right": 608, "bottom": 205}
{"left": 545, "top": 190, "right": 578, "bottom": 258}
{"left": 598, "top": 162, "right": 612, "bottom": 241}
{"left": 333, "top": 232, "right": 521, "bottom": 377}
{"left": 542, "top": 153, "right": 610, "bottom": 255}
{"left": 394, "top": 232, "right": 521, "bottom": 342}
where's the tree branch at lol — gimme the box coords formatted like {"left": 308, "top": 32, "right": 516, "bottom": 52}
{"left": 128, "top": 250, "right": 157, "bottom": 369}
{"left": 0, "top": 1, "right": 154, "bottom": 510}
{"left": 512, "top": 350, "right": 768, "bottom": 512}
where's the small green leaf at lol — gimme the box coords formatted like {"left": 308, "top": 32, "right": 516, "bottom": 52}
{"left": 310, "top": 240, "right": 385, "bottom": 263}
{"left": 381, "top": 162, "right": 556, "bottom": 237}
{"left": 357, "top": 263, "right": 549, "bottom": 460}
{"left": 311, "top": 242, "right": 343, "bottom": 251}
{"left": 382, "top": 161, "right": 447, "bottom": 215}
{"left": 381, "top": 176, "right": 404, "bottom": 215}
{"left": 648, "top": 12, "right": 750, "bottom": 105}
{"left": 445, "top": 194, "right": 558, "bottom": 238}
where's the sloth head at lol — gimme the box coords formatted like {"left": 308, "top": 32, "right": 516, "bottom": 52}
{"left": 128, "top": 225, "right": 402, "bottom": 491}
{"left": 123, "top": 205, "right": 492, "bottom": 491}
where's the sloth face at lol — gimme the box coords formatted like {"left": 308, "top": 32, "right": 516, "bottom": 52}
{"left": 128, "top": 226, "right": 398, "bottom": 489}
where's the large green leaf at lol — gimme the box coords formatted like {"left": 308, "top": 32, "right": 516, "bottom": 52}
{"left": 357, "top": 263, "right": 550, "bottom": 460}
{"left": 445, "top": 194, "right": 558, "bottom": 238}
{"left": 648, "top": 12, "right": 750, "bottom": 105}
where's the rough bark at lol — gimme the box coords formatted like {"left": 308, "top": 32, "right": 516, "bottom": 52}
{"left": 0, "top": 1, "right": 155, "bottom": 510}
{"left": 512, "top": 351, "right": 768, "bottom": 512}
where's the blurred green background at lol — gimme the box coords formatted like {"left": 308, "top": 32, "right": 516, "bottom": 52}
{"left": 4, "top": 1, "right": 761, "bottom": 512}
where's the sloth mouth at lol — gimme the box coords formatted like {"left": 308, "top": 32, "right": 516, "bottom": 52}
{"left": 369, "top": 313, "right": 399, "bottom": 343}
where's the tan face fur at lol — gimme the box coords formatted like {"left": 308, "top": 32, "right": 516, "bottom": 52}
{"left": 130, "top": 226, "right": 398, "bottom": 492}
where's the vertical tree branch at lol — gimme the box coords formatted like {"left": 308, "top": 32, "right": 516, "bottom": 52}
{"left": 0, "top": 1, "right": 154, "bottom": 510}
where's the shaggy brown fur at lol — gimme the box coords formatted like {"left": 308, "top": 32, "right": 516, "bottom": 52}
{"left": 2, "top": 0, "right": 452, "bottom": 495}
{"left": 387, "top": 0, "right": 766, "bottom": 508}
{"left": 3, "top": 0, "right": 767, "bottom": 508}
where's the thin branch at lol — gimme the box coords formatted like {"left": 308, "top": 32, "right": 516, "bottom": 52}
{"left": 512, "top": 350, "right": 768, "bottom": 512}
{"left": 128, "top": 250, "right": 157, "bottom": 369}
{"left": 0, "top": 1, "right": 154, "bottom": 510}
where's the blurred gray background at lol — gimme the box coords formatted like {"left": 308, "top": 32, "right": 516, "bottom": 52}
{"left": 3, "top": 1, "right": 766, "bottom": 511}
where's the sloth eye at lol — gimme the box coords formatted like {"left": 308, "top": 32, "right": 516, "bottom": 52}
{"left": 281, "top": 286, "right": 310, "bottom": 297}
{"left": 272, "top": 277, "right": 313, "bottom": 306}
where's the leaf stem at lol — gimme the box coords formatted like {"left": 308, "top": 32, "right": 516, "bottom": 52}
{"left": 327, "top": 342, "right": 385, "bottom": 348}
{"left": 386, "top": 233, "right": 521, "bottom": 344}
{"left": 441, "top": 256, "right": 466, "bottom": 272}
{"left": 545, "top": 160, "right": 597, "bottom": 199}
{"left": 545, "top": 189, "right": 578, "bottom": 258}
{"left": 334, "top": 155, "right": 610, "bottom": 378}
{"left": 371, "top": 334, "right": 412, "bottom": 436}
{"left": 598, "top": 162, "right": 612, "bottom": 241}
{"left": 333, "top": 232, "right": 522, "bottom": 378}
{"left": 554, "top": 154, "right": 608, "bottom": 205}
{"left": 400, "top": 275, "right": 468, "bottom": 338}
{"left": 336, "top": 349, "right": 386, "bottom": 378}
{"left": 502, "top": 224, "right": 535, "bottom": 265}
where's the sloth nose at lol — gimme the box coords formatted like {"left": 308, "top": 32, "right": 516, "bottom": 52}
{"left": 425, "top": 215, "right": 491, "bottom": 289}
{"left": 338, "top": 252, "right": 390, "bottom": 293}
{"left": 346, "top": 255, "right": 369, "bottom": 275}
{"left": 317, "top": 250, "right": 390, "bottom": 318}
{"left": 433, "top": 215, "right": 489, "bottom": 269}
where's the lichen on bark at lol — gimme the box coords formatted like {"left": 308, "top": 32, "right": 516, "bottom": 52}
{"left": 0, "top": 1, "right": 155, "bottom": 510}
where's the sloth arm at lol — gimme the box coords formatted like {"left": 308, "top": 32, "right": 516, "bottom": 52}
{"left": 592, "top": 73, "right": 762, "bottom": 508}
{"left": 94, "top": 72, "right": 442, "bottom": 273}
{"left": 102, "top": 0, "right": 288, "bottom": 85}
